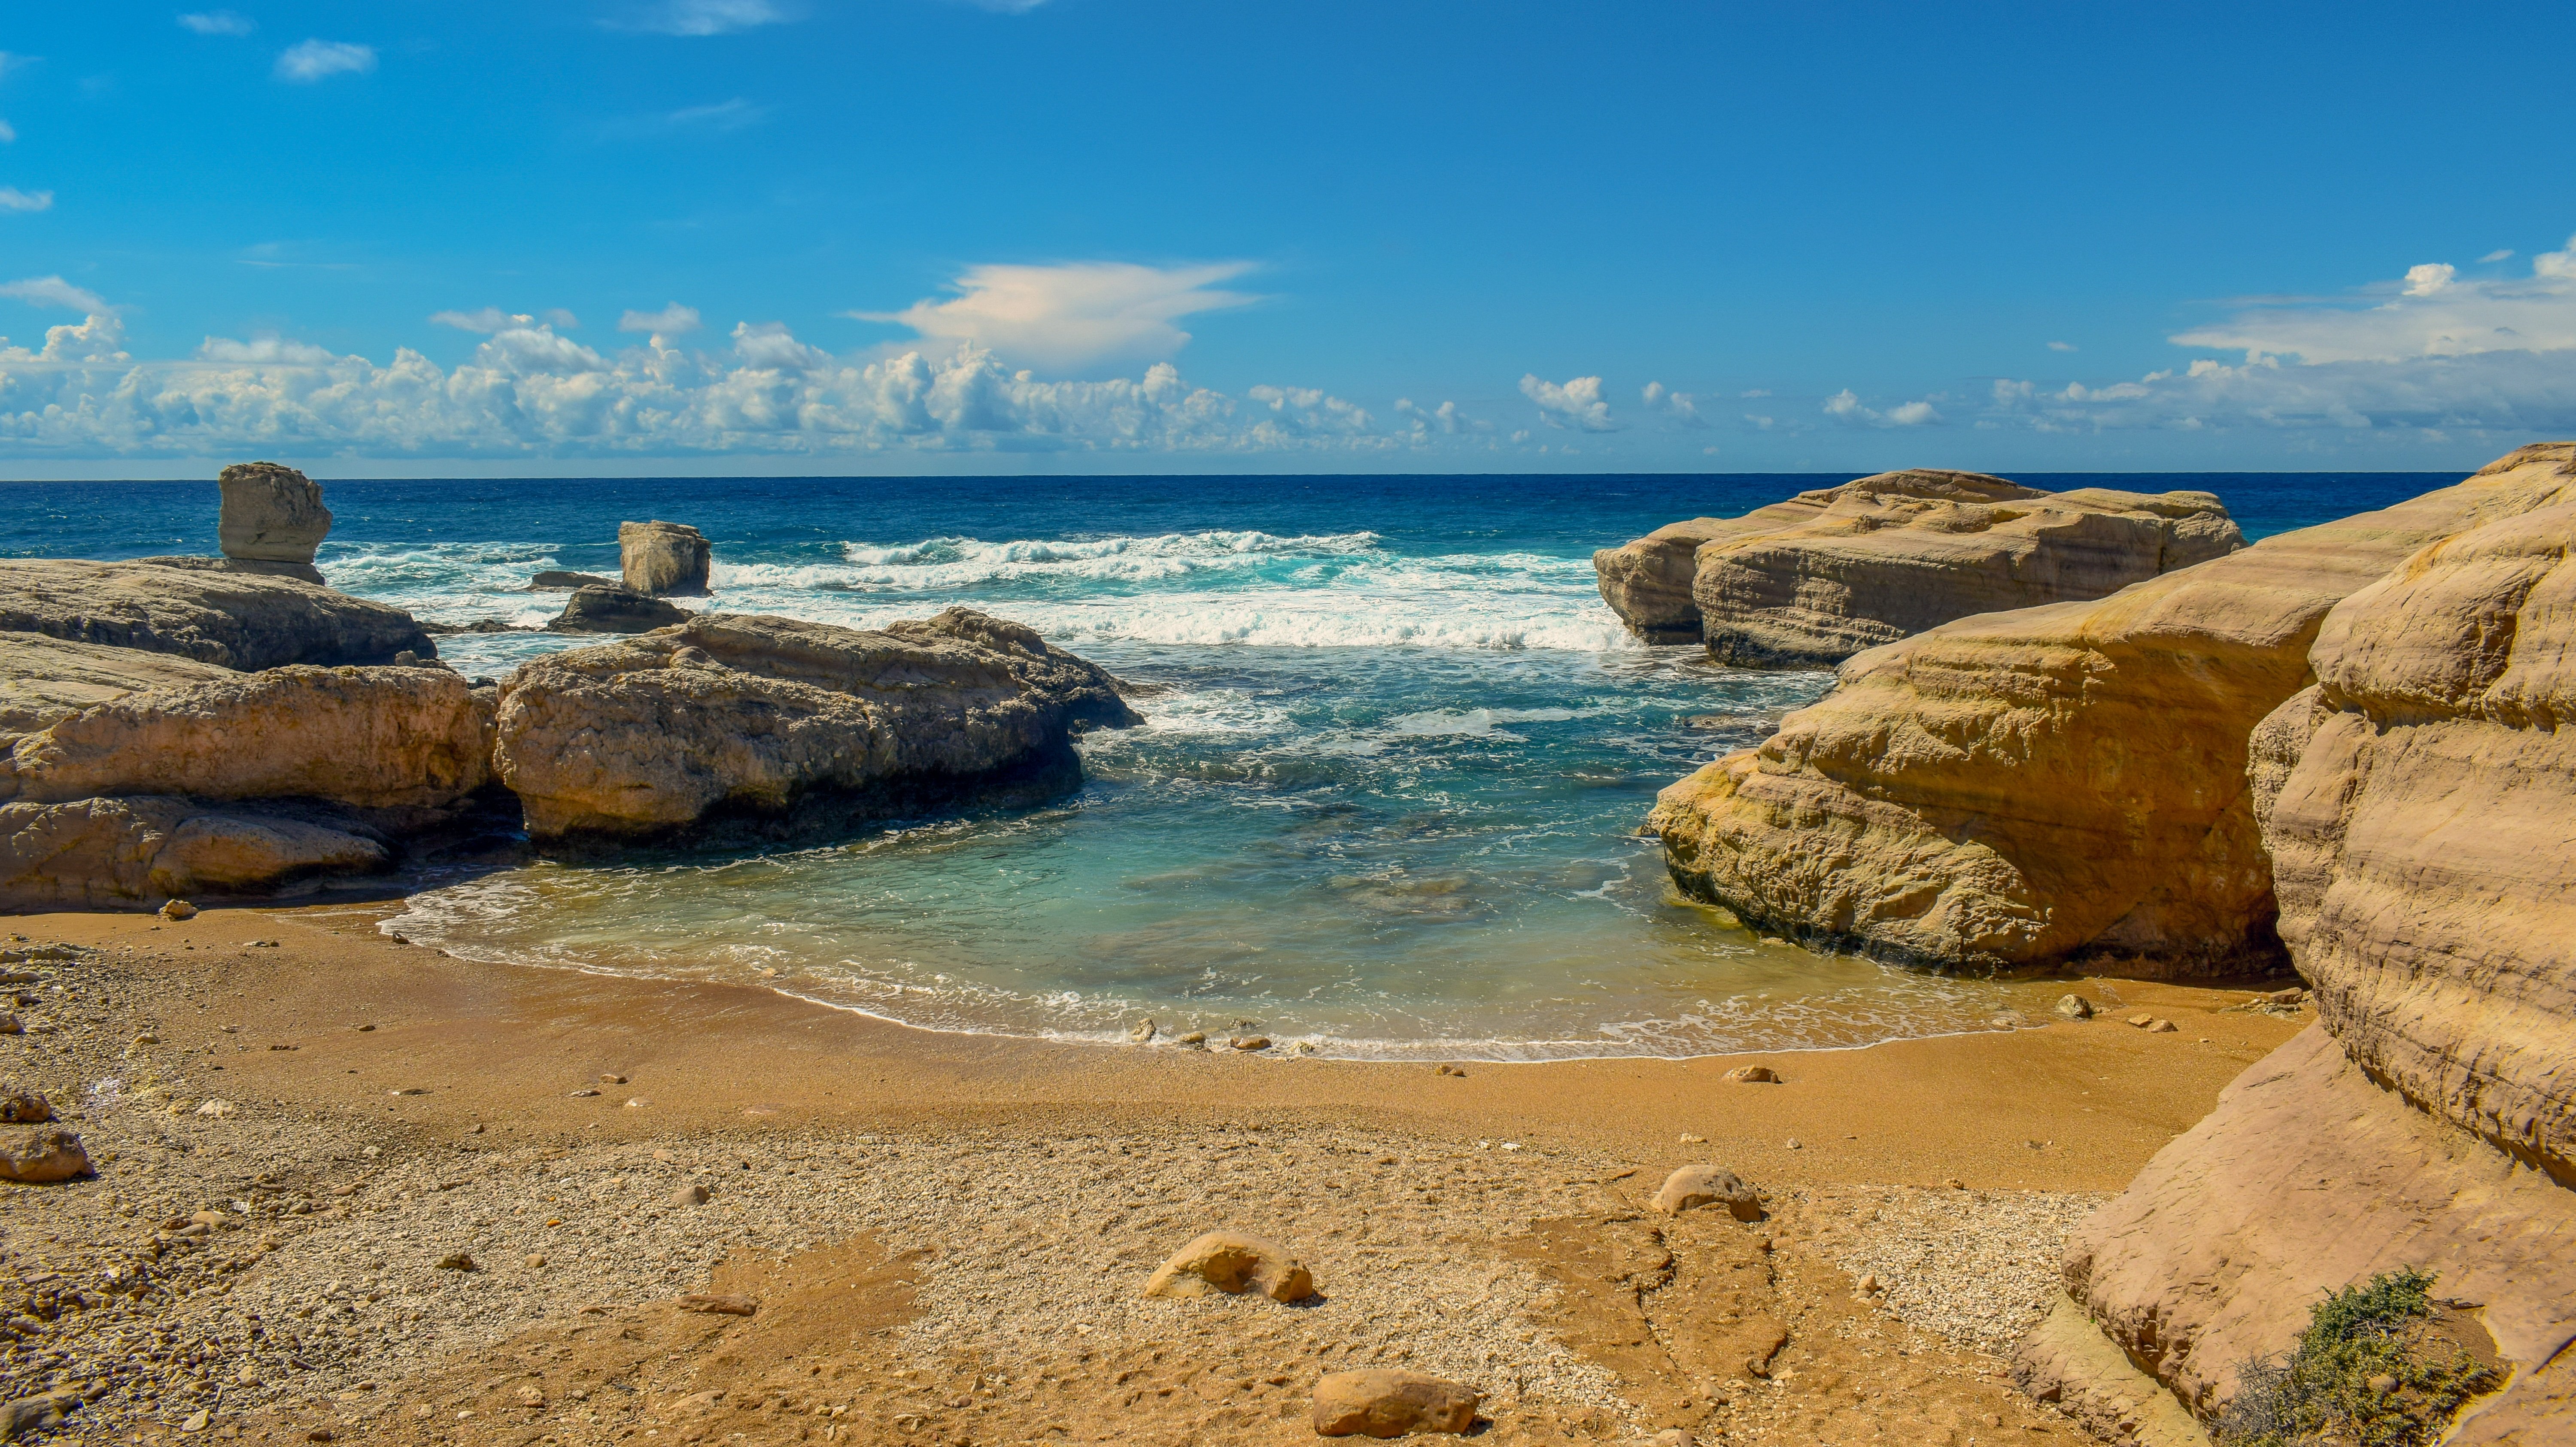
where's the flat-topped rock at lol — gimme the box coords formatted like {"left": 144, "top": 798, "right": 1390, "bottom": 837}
{"left": 1596, "top": 469, "right": 2242, "bottom": 663}
{"left": 1648, "top": 444, "right": 2576, "bottom": 976}
{"left": 493, "top": 607, "right": 1140, "bottom": 842}
{"left": 0, "top": 632, "right": 238, "bottom": 735}
{"left": 217, "top": 461, "right": 332, "bottom": 566}
{"left": 528, "top": 570, "right": 617, "bottom": 592}
{"left": 546, "top": 585, "right": 694, "bottom": 635}
{"left": 620, "top": 520, "right": 711, "bottom": 596}
{"left": 0, "top": 559, "right": 434, "bottom": 671}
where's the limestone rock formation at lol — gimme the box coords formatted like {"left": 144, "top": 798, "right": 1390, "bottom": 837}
{"left": 528, "top": 570, "right": 617, "bottom": 591}
{"left": 2013, "top": 444, "right": 2576, "bottom": 1443}
{"left": 545, "top": 585, "right": 693, "bottom": 634}
{"left": 0, "top": 632, "right": 237, "bottom": 735}
{"left": 1649, "top": 1164, "right": 1765, "bottom": 1219}
{"left": 0, "top": 1127, "right": 91, "bottom": 1183}
{"left": 492, "top": 607, "right": 1141, "bottom": 842}
{"left": 1595, "top": 470, "right": 2243, "bottom": 662}
{"left": 1647, "top": 444, "right": 2576, "bottom": 976}
{"left": 0, "top": 796, "right": 389, "bottom": 907}
{"left": 1, "top": 665, "right": 492, "bottom": 815}
{"left": 1312, "top": 1370, "right": 1481, "bottom": 1438}
{"left": 1143, "top": 1231, "right": 1315, "bottom": 1302}
{"left": 620, "top": 520, "right": 711, "bottom": 596}
{"left": 216, "top": 461, "right": 333, "bottom": 581}
{"left": 0, "top": 560, "right": 434, "bottom": 670}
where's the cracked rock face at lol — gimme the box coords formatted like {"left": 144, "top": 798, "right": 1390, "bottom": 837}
{"left": 1647, "top": 445, "right": 2576, "bottom": 977}
{"left": 217, "top": 461, "right": 333, "bottom": 567}
{"left": 493, "top": 607, "right": 1141, "bottom": 842}
{"left": 0, "top": 633, "right": 239, "bottom": 736}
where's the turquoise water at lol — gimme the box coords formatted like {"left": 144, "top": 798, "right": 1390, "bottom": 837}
{"left": 4, "top": 472, "right": 2442, "bottom": 1058}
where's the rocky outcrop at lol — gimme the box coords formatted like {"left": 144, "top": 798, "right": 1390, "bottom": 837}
{"left": 546, "top": 585, "right": 693, "bottom": 634}
{"left": 0, "top": 560, "right": 434, "bottom": 670}
{"left": 2013, "top": 444, "right": 2576, "bottom": 1444}
{"left": 528, "top": 570, "right": 616, "bottom": 592}
{"left": 1, "top": 665, "right": 491, "bottom": 816}
{"left": 1595, "top": 470, "right": 2243, "bottom": 661}
{"left": 0, "top": 796, "right": 389, "bottom": 907}
{"left": 0, "top": 633, "right": 237, "bottom": 735}
{"left": 620, "top": 521, "right": 711, "bottom": 596}
{"left": 1647, "top": 444, "right": 2576, "bottom": 976}
{"left": 217, "top": 461, "right": 332, "bottom": 581}
{"left": 492, "top": 608, "right": 1141, "bottom": 842}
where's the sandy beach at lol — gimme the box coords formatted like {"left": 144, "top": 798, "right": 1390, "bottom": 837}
{"left": 0, "top": 898, "right": 2306, "bottom": 1446}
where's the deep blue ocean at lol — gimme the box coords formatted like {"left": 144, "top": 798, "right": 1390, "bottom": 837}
{"left": 2, "top": 471, "right": 2449, "bottom": 1058}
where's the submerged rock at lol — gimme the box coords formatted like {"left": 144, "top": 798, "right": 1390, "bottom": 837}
{"left": 620, "top": 520, "right": 711, "bottom": 596}
{"left": 0, "top": 560, "right": 434, "bottom": 670}
{"left": 0, "top": 632, "right": 237, "bottom": 735}
{"left": 545, "top": 585, "right": 693, "bottom": 634}
{"left": 1647, "top": 444, "right": 2576, "bottom": 977}
{"left": 493, "top": 607, "right": 1141, "bottom": 842}
{"left": 1595, "top": 469, "right": 2242, "bottom": 662}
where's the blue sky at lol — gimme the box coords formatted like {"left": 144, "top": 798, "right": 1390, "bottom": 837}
{"left": 3, "top": 0, "right": 2573, "bottom": 475}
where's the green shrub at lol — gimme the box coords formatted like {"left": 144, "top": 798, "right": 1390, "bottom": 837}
{"left": 2216, "top": 1268, "right": 2500, "bottom": 1447}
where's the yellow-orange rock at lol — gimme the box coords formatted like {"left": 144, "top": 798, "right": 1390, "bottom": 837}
{"left": 1648, "top": 444, "right": 2576, "bottom": 976}
{"left": 0, "top": 632, "right": 237, "bottom": 735}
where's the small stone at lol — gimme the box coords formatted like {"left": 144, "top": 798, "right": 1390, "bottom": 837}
{"left": 671, "top": 1182, "right": 710, "bottom": 1207}
{"left": 1230, "top": 1036, "right": 1271, "bottom": 1051}
{"left": 513, "top": 1385, "right": 546, "bottom": 1407}
{"left": 160, "top": 900, "right": 198, "bottom": 921}
{"left": 1678, "top": 1134, "right": 1707, "bottom": 1145}
{"left": 1129, "top": 1018, "right": 1157, "bottom": 1042}
{"left": 0, "top": 1015, "right": 18, "bottom": 1036}
{"left": 2148, "top": 1018, "right": 2179, "bottom": 1033}
{"left": 1723, "top": 1064, "right": 1780, "bottom": 1083}
{"left": 0, "top": 1128, "right": 91, "bottom": 1183}
{"left": 194, "top": 1099, "right": 236, "bottom": 1118}
{"left": 132, "top": 1032, "right": 161, "bottom": 1046}
{"left": 2263, "top": 986, "right": 2307, "bottom": 1005}
{"left": 599, "top": 1073, "right": 627, "bottom": 1085}
{"left": 1649, "top": 1165, "right": 1763, "bottom": 1220}
{"left": 677, "top": 1293, "right": 756, "bottom": 1316}
{"left": 1856, "top": 1272, "right": 1880, "bottom": 1294}
{"left": 568, "top": 1088, "right": 600, "bottom": 1097}
{"left": 1648, "top": 1433, "right": 1695, "bottom": 1447}
{"left": 1312, "top": 1368, "right": 1480, "bottom": 1438}
{"left": 1178, "top": 1032, "right": 1208, "bottom": 1049}
{"left": 433, "top": 1252, "right": 475, "bottom": 1271}
{"left": 352, "top": 1024, "right": 375, "bottom": 1032}
{"left": 625, "top": 1097, "right": 650, "bottom": 1108}
{"left": 181, "top": 1408, "right": 210, "bottom": 1432}
{"left": 2127, "top": 1014, "right": 2155, "bottom": 1028}
{"left": 0, "top": 1089, "right": 53, "bottom": 1124}
{"left": 2055, "top": 994, "right": 2095, "bottom": 1019}
{"left": 1435, "top": 1064, "right": 1466, "bottom": 1077}
{"left": 1785, "top": 1138, "right": 1802, "bottom": 1150}
{"left": 1144, "top": 1231, "right": 1315, "bottom": 1302}
{"left": 523, "top": 1254, "right": 547, "bottom": 1269}
{"left": 2366, "top": 1372, "right": 2397, "bottom": 1395}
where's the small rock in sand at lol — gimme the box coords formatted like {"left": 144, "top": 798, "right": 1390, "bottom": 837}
{"left": 0, "top": 1016, "right": 18, "bottom": 1036}
{"left": 2127, "top": 1013, "right": 2155, "bottom": 1027}
{"left": 1129, "top": 1018, "right": 1157, "bottom": 1042}
{"left": 678, "top": 1293, "right": 757, "bottom": 1316}
{"left": 1435, "top": 1064, "right": 1467, "bottom": 1077}
{"left": 159, "top": 899, "right": 197, "bottom": 921}
{"left": 1230, "top": 1036, "right": 1272, "bottom": 1051}
{"left": 599, "top": 1073, "right": 627, "bottom": 1085}
{"left": 671, "top": 1182, "right": 710, "bottom": 1207}
{"left": 0, "top": 1089, "right": 52, "bottom": 1124}
{"left": 2147, "top": 1018, "right": 2178, "bottom": 1033}
{"left": 433, "top": 1252, "right": 475, "bottom": 1271}
{"left": 1144, "top": 1230, "right": 1315, "bottom": 1302}
{"left": 2262, "top": 986, "right": 2307, "bottom": 1005}
{"left": 1178, "top": 1032, "right": 1208, "bottom": 1049}
{"left": 0, "top": 1128, "right": 91, "bottom": 1183}
{"left": 1312, "top": 1368, "right": 1481, "bottom": 1438}
{"left": 1649, "top": 1164, "right": 1763, "bottom": 1220}
{"left": 193, "top": 1099, "right": 234, "bottom": 1118}
{"left": 2055, "top": 994, "right": 2095, "bottom": 1020}
{"left": 1678, "top": 1134, "right": 1707, "bottom": 1145}
{"left": 567, "top": 1088, "right": 600, "bottom": 1097}
{"left": 1723, "top": 1064, "right": 1780, "bottom": 1083}
{"left": 523, "top": 1254, "right": 547, "bottom": 1269}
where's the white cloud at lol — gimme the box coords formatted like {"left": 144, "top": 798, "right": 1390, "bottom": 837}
{"left": 619, "top": 303, "right": 702, "bottom": 336}
{"left": 275, "top": 40, "right": 375, "bottom": 82}
{"left": 430, "top": 307, "right": 534, "bottom": 334}
{"left": 601, "top": 98, "right": 773, "bottom": 139}
{"left": 2480, "top": 249, "right": 2515, "bottom": 264}
{"left": 854, "top": 261, "right": 1257, "bottom": 373}
{"left": 1823, "top": 388, "right": 1942, "bottom": 427}
{"left": 2403, "top": 262, "right": 2455, "bottom": 296}
{"left": 2173, "top": 234, "right": 2576, "bottom": 363}
{"left": 612, "top": 0, "right": 792, "bottom": 36}
{"left": 0, "top": 276, "right": 107, "bottom": 312}
{"left": 0, "top": 121, "right": 15, "bottom": 144}
{"left": 1519, "top": 374, "right": 1617, "bottom": 431}
{"left": 1640, "top": 380, "right": 1706, "bottom": 427}
{"left": 2047, "top": 340, "right": 2076, "bottom": 352}
{"left": 178, "top": 10, "right": 256, "bottom": 36}
{"left": 0, "top": 187, "right": 50, "bottom": 212}
{"left": 1738, "top": 388, "right": 1770, "bottom": 398}
{"left": 953, "top": 0, "right": 1049, "bottom": 10}
{"left": 1886, "top": 399, "right": 1941, "bottom": 426}
{"left": 195, "top": 335, "right": 333, "bottom": 364}
{"left": 0, "top": 310, "right": 128, "bottom": 365}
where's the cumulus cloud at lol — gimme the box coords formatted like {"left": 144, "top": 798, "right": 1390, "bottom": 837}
{"left": 275, "top": 40, "right": 375, "bottom": 82}
{"left": 1395, "top": 398, "right": 1482, "bottom": 435}
{"left": 178, "top": 10, "right": 256, "bottom": 35}
{"left": 431, "top": 307, "right": 576, "bottom": 334}
{"left": 611, "top": 0, "right": 793, "bottom": 36}
{"left": 854, "top": 261, "right": 1257, "bottom": 373}
{"left": 0, "top": 312, "right": 1414, "bottom": 459}
{"left": 619, "top": 303, "right": 702, "bottom": 336}
{"left": 1640, "top": 380, "right": 1706, "bottom": 427}
{"left": 2173, "top": 234, "right": 2576, "bottom": 363}
{"left": 0, "top": 276, "right": 108, "bottom": 312}
{"left": 1519, "top": 374, "right": 1618, "bottom": 431}
{"left": 0, "top": 187, "right": 50, "bottom": 213}
{"left": 1823, "top": 388, "right": 1941, "bottom": 426}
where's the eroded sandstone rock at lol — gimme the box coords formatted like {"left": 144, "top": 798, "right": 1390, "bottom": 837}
{"left": 0, "top": 797, "right": 389, "bottom": 908}
{"left": 1649, "top": 1164, "right": 1764, "bottom": 1219}
{"left": 217, "top": 461, "right": 332, "bottom": 567}
{"left": 0, "top": 1127, "right": 91, "bottom": 1183}
{"left": 1312, "top": 1369, "right": 1481, "bottom": 1438}
{"left": 545, "top": 585, "right": 693, "bottom": 635}
{"left": 528, "top": 570, "right": 617, "bottom": 592}
{"left": 620, "top": 520, "right": 711, "bottom": 596}
{"left": 1142, "top": 1231, "right": 1314, "bottom": 1302}
{"left": 0, "top": 560, "right": 434, "bottom": 670}
{"left": 1647, "top": 444, "right": 2576, "bottom": 976}
{"left": 1595, "top": 470, "right": 2242, "bottom": 662}
{"left": 493, "top": 608, "right": 1141, "bottom": 841}
{"left": 0, "top": 632, "right": 238, "bottom": 735}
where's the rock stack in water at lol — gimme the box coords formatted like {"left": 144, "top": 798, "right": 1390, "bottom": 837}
{"left": 2014, "top": 440, "right": 2576, "bottom": 1444}
{"left": 620, "top": 520, "right": 711, "bottom": 596}
{"left": 1646, "top": 445, "right": 2576, "bottom": 977}
{"left": 1594, "top": 469, "right": 2243, "bottom": 661}
{"left": 216, "top": 461, "right": 334, "bottom": 583}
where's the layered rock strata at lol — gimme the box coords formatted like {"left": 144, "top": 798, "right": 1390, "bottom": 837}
{"left": 0, "top": 633, "right": 237, "bottom": 734}
{"left": 2014, "top": 445, "right": 2576, "bottom": 1443}
{"left": 1595, "top": 470, "right": 2243, "bottom": 661}
{"left": 493, "top": 607, "right": 1140, "bottom": 841}
{"left": 1648, "top": 445, "right": 2576, "bottom": 975}
{"left": 619, "top": 520, "right": 711, "bottom": 596}
{"left": 0, "top": 560, "right": 435, "bottom": 670}
{"left": 0, "top": 795, "right": 392, "bottom": 906}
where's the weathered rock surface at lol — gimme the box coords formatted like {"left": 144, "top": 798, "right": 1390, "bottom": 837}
{"left": 1142, "top": 1231, "right": 1314, "bottom": 1302}
{"left": 1595, "top": 470, "right": 2243, "bottom": 661}
{"left": 1650, "top": 1164, "right": 1765, "bottom": 1219}
{"left": 546, "top": 585, "right": 693, "bottom": 635}
{"left": 620, "top": 520, "right": 711, "bottom": 596}
{"left": 492, "top": 607, "right": 1141, "bottom": 841}
{"left": 0, "top": 632, "right": 237, "bottom": 735}
{"left": 529, "top": 570, "right": 617, "bottom": 592}
{"left": 216, "top": 461, "right": 332, "bottom": 567}
{"left": 1, "top": 665, "right": 491, "bottom": 814}
{"left": 0, "top": 797, "right": 389, "bottom": 907}
{"left": 0, "top": 560, "right": 434, "bottom": 670}
{"left": 1648, "top": 444, "right": 2576, "bottom": 976}
{"left": 1312, "top": 1369, "right": 1481, "bottom": 1438}
{"left": 0, "top": 1127, "right": 92, "bottom": 1183}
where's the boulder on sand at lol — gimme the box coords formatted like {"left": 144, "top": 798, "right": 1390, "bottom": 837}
{"left": 1143, "top": 1231, "right": 1315, "bottom": 1302}
{"left": 0, "top": 796, "right": 390, "bottom": 908}
{"left": 1594, "top": 470, "right": 2242, "bottom": 661}
{"left": 545, "top": 585, "right": 693, "bottom": 635}
{"left": 1647, "top": 444, "right": 2576, "bottom": 977}
{"left": 620, "top": 520, "right": 711, "bottom": 596}
{"left": 0, "top": 1127, "right": 91, "bottom": 1183}
{"left": 492, "top": 607, "right": 1141, "bottom": 842}
{"left": 1312, "top": 1369, "right": 1481, "bottom": 1438}
{"left": 0, "top": 560, "right": 434, "bottom": 670}
{"left": 1650, "top": 1164, "right": 1765, "bottom": 1219}
{"left": 0, "top": 632, "right": 238, "bottom": 735}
